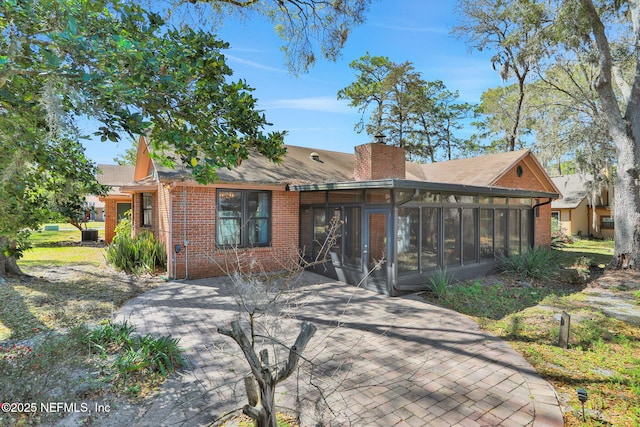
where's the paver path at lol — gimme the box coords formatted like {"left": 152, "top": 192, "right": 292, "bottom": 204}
{"left": 109, "top": 272, "right": 563, "bottom": 426}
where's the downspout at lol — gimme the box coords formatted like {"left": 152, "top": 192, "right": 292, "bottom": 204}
{"left": 169, "top": 186, "right": 174, "bottom": 279}
{"left": 183, "top": 184, "right": 188, "bottom": 280}
{"left": 531, "top": 198, "right": 553, "bottom": 247}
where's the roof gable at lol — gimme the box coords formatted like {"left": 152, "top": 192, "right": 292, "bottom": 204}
{"left": 551, "top": 174, "right": 592, "bottom": 208}
{"left": 127, "top": 139, "right": 559, "bottom": 198}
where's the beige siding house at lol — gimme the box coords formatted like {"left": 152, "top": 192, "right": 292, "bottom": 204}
{"left": 551, "top": 174, "right": 614, "bottom": 239}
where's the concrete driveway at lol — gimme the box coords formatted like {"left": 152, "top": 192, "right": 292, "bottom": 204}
{"left": 109, "top": 272, "right": 563, "bottom": 426}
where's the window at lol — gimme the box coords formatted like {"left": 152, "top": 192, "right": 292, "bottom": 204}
{"left": 509, "top": 209, "right": 522, "bottom": 255}
{"left": 462, "top": 208, "right": 478, "bottom": 264}
{"left": 397, "top": 207, "right": 419, "bottom": 273}
{"left": 216, "top": 190, "right": 271, "bottom": 247}
{"left": 601, "top": 216, "right": 615, "bottom": 229}
{"left": 444, "top": 208, "right": 461, "bottom": 266}
{"left": 480, "top": 209, "right": 494, "bottom": 260}
{"left": 141, "top": 193, "right": 152, "bottom": 227}
{"left": 421, "top": 207, "right": 439, "bottom": 270}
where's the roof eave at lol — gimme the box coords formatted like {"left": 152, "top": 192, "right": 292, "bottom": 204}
{"left": 289, "top": 178, "right": 560, "bottom": 199}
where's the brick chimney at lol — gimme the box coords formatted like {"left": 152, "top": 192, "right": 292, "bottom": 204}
{"left": 353, "top": 141, "right": 406, "bottom": 181}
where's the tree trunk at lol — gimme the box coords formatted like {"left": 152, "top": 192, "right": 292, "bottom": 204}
{"left": 219, "top": 320, "right": 317, "bottom": 427}
{"left": 0, "top": 236, "right": 24, "bottom": 281}
{"left": 611, "top": 137, "right": 640, "bottom": 268}
{"left": 580, "top": 0, "right": 640, "bottom": 269}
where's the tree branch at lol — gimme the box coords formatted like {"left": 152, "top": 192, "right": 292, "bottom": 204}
{"left": 274, "top": 321, "right": 317, "bottom": 384}
{"left": 218, "top": 320, "right": 266, "bottom": 385}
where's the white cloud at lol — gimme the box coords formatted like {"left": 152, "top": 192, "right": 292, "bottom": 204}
{"left": 225, "top": 54, "right": 287, "bottom": 74}
{"left": 263, "top": 97, "right": 352, "bottom": 114}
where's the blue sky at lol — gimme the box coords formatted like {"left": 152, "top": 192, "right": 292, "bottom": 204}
{"left": 84, "top": 0, "right": 504, "bottom": 164}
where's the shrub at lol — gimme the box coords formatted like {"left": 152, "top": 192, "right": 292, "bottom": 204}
{"left": 497, "top": 246, "right": 560, "bottom": 280}
{"left": 106, "top": 213, "right": 166, "bottom": 274}
{"left": 82, "top": 322, "right": 185, "bottom": 396}
{"left": 551, "top": 218, "right": 574, "bottom": 248}
{"left": 427, "top": 267, "right": 452, "bottom": 299}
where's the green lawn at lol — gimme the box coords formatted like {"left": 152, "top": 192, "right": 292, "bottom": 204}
{"left": 421, "top": 238, "right": 639, "bottom": 427}
{"left": 29, "top": 222, "right": 105, "bottom": 247}
{"left": 555, "top": 238, "right": 615, "bottom": 268}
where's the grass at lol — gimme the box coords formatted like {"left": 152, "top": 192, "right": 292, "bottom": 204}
{"left": 0, "top": 226, "right": 177, "bottom": 425}
{"left": 29, "top": 222, "right": 105, "bottom": 246}
{"left": 422, "top": 238, "right": 640, "bottom": 426}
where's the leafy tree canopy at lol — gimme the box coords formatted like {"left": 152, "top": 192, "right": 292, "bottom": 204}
{"left": 338, "top": 53, "right": 474, "bottom": 162}
{"left": 1, "top": 0, "right": 287, "bottom": 184}
{"left": 190, "top": 0, "right": 374, "bottom": 74}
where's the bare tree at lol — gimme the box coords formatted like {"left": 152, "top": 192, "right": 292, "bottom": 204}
{"left": 216, "top": 217, "right": 344, "bottom": 427}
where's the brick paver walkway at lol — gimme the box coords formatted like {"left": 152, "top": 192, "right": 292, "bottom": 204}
{"left": 109, "top": 272, "right": 563, "bottom": 426}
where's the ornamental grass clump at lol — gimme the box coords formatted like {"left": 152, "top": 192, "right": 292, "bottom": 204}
{"left": 427, "top": 267, "right": 452, "bottom": 299}
{"left": 106, "top": 215, "right": 166, "bottom": 274}
{"left": 497, "top": 246, "right": 560, "bottom": 280}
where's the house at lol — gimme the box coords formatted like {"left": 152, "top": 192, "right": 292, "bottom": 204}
{"left": 116, "top": 136, "right": 560, "bottom": 295}
{"left": 97, "top": 164, "right": 135, "bottom": 243}
{"left": 551, "top": 174, "right": 614, "bottom": 239}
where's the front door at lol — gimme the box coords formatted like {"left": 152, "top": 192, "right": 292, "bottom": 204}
{"left": 364, "top": 209, "right": 391, "bottom": 293}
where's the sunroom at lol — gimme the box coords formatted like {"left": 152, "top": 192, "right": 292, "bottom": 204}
{"left": 295, "top": 179, "right": 558, "bottom": 296}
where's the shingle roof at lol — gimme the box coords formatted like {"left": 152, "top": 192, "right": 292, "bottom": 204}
{"left": 551, "top": 174, "right": 591, "bottom": 209}
{"left": 152, "top": 146, "right": 532, "bottom": 187}
{"left": 417, "top": 150, "right": 531, "bottom": 187}
{"left": 97, "top": 165, "right": 135, "bottom": 195}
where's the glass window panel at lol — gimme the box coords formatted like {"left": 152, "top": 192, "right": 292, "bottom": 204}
{"left": 366, "top": 189, "right": 391, "bottom": 203}
{"left": 521, "top": 209, "right": 531, "bottom": 250}
{"left": 343, "top": 207, "right": 361, "bottom": 267}
{"left": 480, "top": 209, "right": 494, "bottom": 260}
{"left": 395, "top": 189, "right": 415, "bottom": 204}
{"left": 299, "top": 207, "right": 313, "bottom": 259}
{"left": 300, "top": 191, "right": 326, "bottom": 204}
{"left": 142, "top": 193, "right": 152, "bottom": 227}
{"left": 217, "top": 191, "right": 242, "bottom": 246}
{"left": 444, "top": 208, "right": 461, "bottom": 266}
{"left": 479, "top": 196, "right": 493, "bottom": 204}
{"left": 510, "top": 198, "right": 532, "bottom": 206}
{"left": 457, "top": 195, "right": 477, "bottom": 204}
{"left": 397, "top": 207, "right": 419, "bottom": 273}
{"left": 509, "top": 209, "right": 522, "bottom": 255}
{"left": 421, "top": 207, "right": 439, "bottom": 270}
{"left": 330, "top": 208, "right": 342, "bottom": 263}
{"left": 602, "top": 216, "right": 614, "bottom": 229}
{"left": 442, "top": 194, "right": 457, "bottom": 203}
{"left": 493, "top": 197, "right": 508, "bottom": 205}
{"left": 247, "top": 192, "right": 270, "bottom": 245}
{"left": 249, "top": 219, "right": 269, "bottom": 245}
{"left": 329, "top": 190, "right": 363, "bottom": 203}
{"left": 313, "top": 208, "right": 327, "bottom": 258}
{"left": 418, "top": 191, "right": 440, "bottom": 203}
{"left": 495, "top": 209, "right": 508, "bottom": 256}
{"left": 462, "top": 208, "right": 478, "bottom": 264}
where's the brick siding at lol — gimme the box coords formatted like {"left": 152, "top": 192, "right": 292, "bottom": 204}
{"left": 354, "top": 143, "right": 406, "bottom": 181}
{"left": 494, "top": 160, "right": 554, "bottom": 248}
{"left": 166, "top": 185, "right": 300, "bottom": 280}
{"left": 103, "top": 195, "right": 131, "bottom": 243}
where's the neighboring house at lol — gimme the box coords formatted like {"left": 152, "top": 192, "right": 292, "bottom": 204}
{"left": 115, "top": 136, "right": 560, "bottom": 296}
{"left": 97, "top": 164, "right": 136, "bottom": 243}
{"left": 551, "top": 174, "right": 614, "bottom": 239}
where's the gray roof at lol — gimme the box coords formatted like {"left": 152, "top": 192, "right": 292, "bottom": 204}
{"left": 97, "top": 165, "right": 136, "bottom": 195}
{"left": 551, "top": 174, "right": 591, "bottom": 209}
{"left": 136, "top": 143, "right": 558, "bottom": 198}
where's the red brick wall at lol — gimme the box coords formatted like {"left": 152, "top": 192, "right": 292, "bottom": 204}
{"left": 169, "top": 185, "right": 300, "bottom": 279}
{"left": 354, "top": 143, "right": 406, "bottom": 181}
{"left": 130, "top": 188, "right": 161, "bottom": 239}
{"left": 103, "top": 195, "right": 131, "bottom": 244}
{"left": 494, "top": 160, "right": 553, "bottom": 248}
